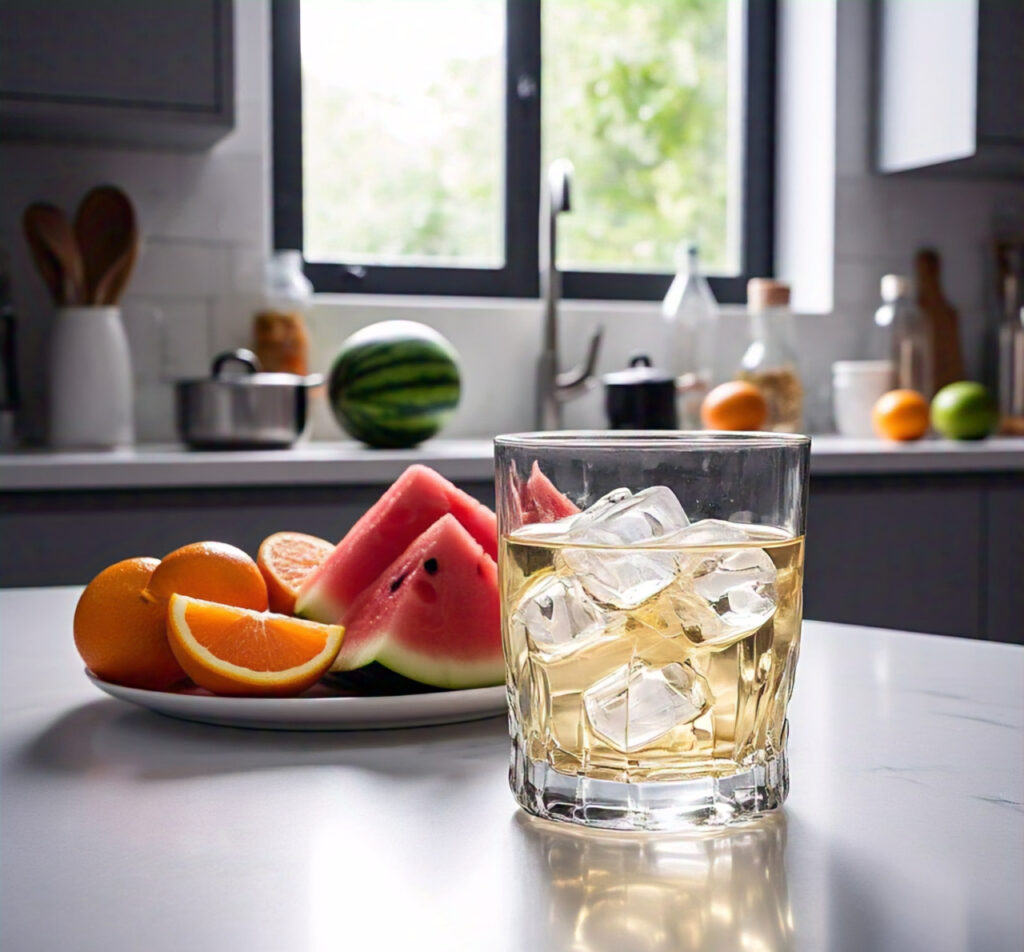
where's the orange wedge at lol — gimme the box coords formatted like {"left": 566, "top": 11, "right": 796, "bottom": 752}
{"left": 257, "top": 531, "right": 335, "bottom": 615}
{"left": 166, "top": 594, "right": 344, "bottom": 697}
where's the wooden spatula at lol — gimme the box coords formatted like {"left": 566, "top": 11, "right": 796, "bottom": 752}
{"left": 74, "top": 186, "right": 138, "bottom": 305}
{"left": 22, "top": 203, "right": 85, "bottom": 306}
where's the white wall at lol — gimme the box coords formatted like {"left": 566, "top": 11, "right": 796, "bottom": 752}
{"left": 0, "top": 0, "right": 271, "bottom": 443}
{"left": 2, "top": 0, "right": 1022, "bottom": 443}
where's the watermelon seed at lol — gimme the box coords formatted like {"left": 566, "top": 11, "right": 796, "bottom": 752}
{"left": 423, "top": 558, "right": 438, "bottom": 575}
{"left": 390, "top": 572, "right": 408, "bottom": 593}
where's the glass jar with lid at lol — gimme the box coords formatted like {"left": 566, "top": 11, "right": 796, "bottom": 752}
{"left": 738, "top": 278, "right": 803, "bottom": 432}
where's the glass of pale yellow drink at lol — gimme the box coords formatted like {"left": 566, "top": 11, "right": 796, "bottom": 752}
{"left": 495, "top": 431, "right": 810, "bottom": 830}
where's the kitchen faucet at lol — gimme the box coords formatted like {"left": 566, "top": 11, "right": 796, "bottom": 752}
{"left": 536, "top": 159, "right": 603, "bottom": 430}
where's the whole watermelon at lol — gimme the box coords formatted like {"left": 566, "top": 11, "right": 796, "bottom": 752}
{"left": 328, "top": 321, "right": 461, "bottom": 448}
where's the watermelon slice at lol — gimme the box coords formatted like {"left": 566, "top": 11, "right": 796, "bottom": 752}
{"left": 297, "top": 464, "right": 497, "bottom": 623}
{"left": 519, "top": 461, "right": 579, "bottom": 524}
{"left": 333, "top": 514, "right": 502, "bottom": 689}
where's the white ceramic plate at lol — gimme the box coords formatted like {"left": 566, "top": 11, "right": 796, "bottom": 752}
{"left": 85, "top": 670, "right": 507, "bottom": 731}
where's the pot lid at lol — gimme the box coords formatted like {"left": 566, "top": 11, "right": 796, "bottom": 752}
{"left": 602, "top": 354, "right": 675, "bottom": 387}
{"left": 177, "top": 349, "right": 323, "bottom": 387}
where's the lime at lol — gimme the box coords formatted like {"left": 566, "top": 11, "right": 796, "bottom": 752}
{"left": 930, "top": 382, "right": 998, "bottom": 440}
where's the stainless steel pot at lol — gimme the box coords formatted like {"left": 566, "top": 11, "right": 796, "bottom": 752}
{"left": 175, "top": 349, "right": 323, "bottom": 449}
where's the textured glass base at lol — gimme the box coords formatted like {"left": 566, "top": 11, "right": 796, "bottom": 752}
{"left": 510, "top": 737, "right": 789, "bottom": 831}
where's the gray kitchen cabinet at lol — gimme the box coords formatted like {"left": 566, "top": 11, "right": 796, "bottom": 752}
{"left": 0, "top": 0, "right": 233, "bottom": 150}
{"left": 805, "top": 477, "right": 985, "bottom": 638}
{"left": 1, "top": 473, "right": 1020, "bottom": 645}
{"left": 0, "top": 481, "right": 498, "bottom": 590}
{"left": 876, "top": 0, "right": 1024, "bottom": 177}
{"left": 985, "top": 486, "right": 1024, "bottom": 644}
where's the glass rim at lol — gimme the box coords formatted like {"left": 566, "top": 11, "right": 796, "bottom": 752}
{"left": 494, "top": 430, "right": 811, "bottom": 451}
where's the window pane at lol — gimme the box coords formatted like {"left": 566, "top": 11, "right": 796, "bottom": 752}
{"left": 301, "top": 0, "right": 504, "bottom": 267}
{"left": 543, "top": 0, "right": 741, "bottom": 274}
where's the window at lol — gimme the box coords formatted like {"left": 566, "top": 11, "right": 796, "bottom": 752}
{"left": 273, "top": 0, "right": 774, "bottom": 301}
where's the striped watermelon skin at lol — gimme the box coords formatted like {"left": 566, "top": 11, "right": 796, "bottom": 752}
{"left": 329, "top": 321, "right": 461, "bottom": 448}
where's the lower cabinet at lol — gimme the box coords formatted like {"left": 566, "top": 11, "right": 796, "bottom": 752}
{"left": 804, "top": 478, "right": 984, "bottom": 639}
{"left": 0, "top": 482, "right": 498, "bottom": 592}
{"left": 804, "top": 475, "right": 1020, "bottom": 644}
{"left": 985, "top": 487, "right": 1024, "bottom": 645}
{"left": 0, "top": 473, "right": 1019, "bottom": 644}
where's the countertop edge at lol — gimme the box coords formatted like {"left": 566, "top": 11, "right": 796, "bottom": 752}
{"left": 2, "top": 437, "right": 1024, "bottom": 491}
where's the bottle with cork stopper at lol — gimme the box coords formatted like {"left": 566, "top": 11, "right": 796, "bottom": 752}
{"left": 738, "top": 278, "right": 803, "bottom": 432}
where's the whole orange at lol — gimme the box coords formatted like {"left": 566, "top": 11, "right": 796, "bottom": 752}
{"left": 701, "top": 381, "right": 768, "bottom": 431}
{"left": 74, "top": 557, "right": 187, "bottom": 690}
{"left": 145, "top": 541, "right": 269, "bottom": 611}
{"left": 872, "top": 389, "right": 930, "bottom": 441}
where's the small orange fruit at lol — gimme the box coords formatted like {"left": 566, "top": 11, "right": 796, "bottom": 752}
{"left": 166, "top": 594, "right": 344, "bottom": 696}
{"left": 701, "top": 380, "right": 768, "bottom": 431}
{"left": 146, "top": 541, "right": 268, "bottom": 611}
{"left": 74, "top": 557, "right": 187, "bottom": 690}
{"left": 258, "top": 531, "right": 335, "bottom": 615}
{"left": 872, "top": 389, "right": 930, "bottom": 441}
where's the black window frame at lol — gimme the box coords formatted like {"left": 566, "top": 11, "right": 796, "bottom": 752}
{"left": 272, "top": 0, "right": 775, "bottom": 303}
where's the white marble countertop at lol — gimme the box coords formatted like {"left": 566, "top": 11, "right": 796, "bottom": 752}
{"left": 1, "top": 586, "right": 1021, "bottom": 951}
{"left": 2, "top": 435, "right": 1024, "bottom": 491}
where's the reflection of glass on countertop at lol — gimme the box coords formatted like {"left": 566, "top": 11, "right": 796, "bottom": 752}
{"left": 515, "top": 811, "right": 792, "bottom": 952}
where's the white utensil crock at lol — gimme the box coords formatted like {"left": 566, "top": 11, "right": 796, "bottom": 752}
{"left": 832, "top": 360, "right": 894, "bottom": 438}
{"left": 49, "top": 306, "right": 134, "bottom": 448}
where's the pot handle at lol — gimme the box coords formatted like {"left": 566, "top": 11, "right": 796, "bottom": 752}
{"left": 212, "top": 349, "right": 262, "bottom": 378}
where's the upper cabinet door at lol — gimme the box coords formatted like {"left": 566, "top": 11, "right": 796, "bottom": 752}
{"left": 876, "top": 0, "right": 1024, "bottom": 178}
{"left": 0, "top": 0, "right": 234, "bottom": 150}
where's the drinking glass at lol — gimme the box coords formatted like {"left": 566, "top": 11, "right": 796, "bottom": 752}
{"left": 494, "top": 432, "right": 810, "bottom": 830}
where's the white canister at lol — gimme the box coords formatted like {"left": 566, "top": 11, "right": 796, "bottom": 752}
{"left": 49, "top": 306, "right": 134, "bottom": 448}
{"left": 832, "top": 360, "right": 894, "bottom": 438}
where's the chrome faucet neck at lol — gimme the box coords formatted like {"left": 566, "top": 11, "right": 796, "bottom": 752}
{"left": 535, "top": 159, "right": 602, "bottom": 431}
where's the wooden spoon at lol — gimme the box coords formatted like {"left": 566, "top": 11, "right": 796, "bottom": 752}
{"left": 22, "top": 203, "right": 84, "bottom": 306}
{"left": 22, "top": 205, "right": 64, "bottom": 304}
{"left": 95, "top": 226, "right": 139, "bottom": 306}
{"left": 74, "top": 186, "right": 138, "bottom": 305}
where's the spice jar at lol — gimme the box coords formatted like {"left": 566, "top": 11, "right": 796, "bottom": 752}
{"left": 253, "top": 251, "right": 312, "bottom": 376}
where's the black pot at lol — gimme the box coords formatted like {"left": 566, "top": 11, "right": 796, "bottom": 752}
{"left": 602, "top": 354, "right": 678, "bottom": 429}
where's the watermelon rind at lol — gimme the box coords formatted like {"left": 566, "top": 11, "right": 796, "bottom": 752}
{"left": 294, "top": 579, "right": 341, "bottom": 626}
{"left": 374, "top": 641, "right": 504, "bottom": 691}
{"left": 329, "top": 321, "right": 461, "bottom": 449}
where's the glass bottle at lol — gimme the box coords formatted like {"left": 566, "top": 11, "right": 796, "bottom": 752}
{"left": 998, "top": 306, "right": 1024, "bottom": 435}
{"left": 661, "top": 244, "right": 719, "bottom": 428}
{"left": 0, "top": 250, "right": 19, "bottom": 448}
{"left": 874, "top": 274, "right": 934, "bottom": 398}
{"left": 253, "top": 250, "right": 312, "bottom": 375}
{"left": 738, "top": 279, "right": 803, "bottom": 432}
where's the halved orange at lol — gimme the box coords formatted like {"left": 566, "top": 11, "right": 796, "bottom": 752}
{"left": 257, "top": 531, "right": 335, "bottom": 615}
{"left": 166, "top": 594, "right": 344, "bottom": 697}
